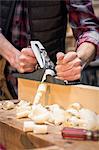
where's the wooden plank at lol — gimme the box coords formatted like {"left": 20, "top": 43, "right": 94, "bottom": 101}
{"left": 18, "top": 79, "right": 99, "bottom": 113}
{"left": 0, "top": 108, "right": 99, "bottom": 150}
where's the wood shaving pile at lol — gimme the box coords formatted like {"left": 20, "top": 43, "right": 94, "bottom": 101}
{"left": 0, "top": 83, "right": 99, "bottom": 134}
{"left": 15, "top": 100, "right": 99, "bottom": 134}
{"left": 0, "top": 101, "right": 15, "bottom": 110}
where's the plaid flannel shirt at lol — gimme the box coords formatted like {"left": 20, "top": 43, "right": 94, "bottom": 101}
{"left": 11, "top": 0, "right": 99, "bottom": 55}
{"left": 11, "top": 0, "right": 30, "bottom": 50}
{"left": 7, "top": 0, "right": 30, "bottom": 98}
{"left": 7, "top": 0, "right": 99, "bottom": 98}
{"left": 66, "top": 0, "right": 99, "bottom": 57}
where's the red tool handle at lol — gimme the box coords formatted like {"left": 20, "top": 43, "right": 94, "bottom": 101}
{"left": 61, "top": 127, "right": 99, "bottom": 141}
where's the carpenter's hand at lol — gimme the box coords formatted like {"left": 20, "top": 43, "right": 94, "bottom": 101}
{"left": 15, "top": 48, "right": 37, "bottom": 73}
{"left": 55, "top": 51, "right": 82, "bottom": 81}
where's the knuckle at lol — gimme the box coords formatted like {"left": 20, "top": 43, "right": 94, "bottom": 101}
{"left": 21, "top": 48, "right": 26, "bottom": 52}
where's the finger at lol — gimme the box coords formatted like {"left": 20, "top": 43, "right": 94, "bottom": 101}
{"left": 17, "top": 67, "right": 25, "bottom": 73}
{"left": 57, "top": 66, "right": 81, "bottom": 81}
{"left": 56, "top": 52, "right": 65, "bottom": 64}
{"left": 19, "top": 62, "right": 36, "bottom": 69}
{"left": 17, "top": 66, "right": 35, "bottom": 73}
{"left": 61, "top": 57, "right": 82, "bottom": 71}
{"left": 23, "top": 67, "right": 35, "bottom": 73}
{"left": 18, "top": 54, "right": 37, "bottom": 71}
{"left": 21, "top": 48, "right": 36, "bottom": 57}
{"left": 57, "top": 66, "right": 81, "bottom": 78}
{"left": 55, "top": 57, "right": 82, "bottom": 73}
{"left": 55, "top": 64, "right": 66, "bottom": 72}
{"left": 56, "top": 52, "right": 65, "bottom": 60}
{"left": 56, "top": 74, "right": 81, "bottom": 81}
{"left": 19, "top": 54, "right": 37, "bottom": 65}
{"left": 63, "top": 51, "right": 77, "bottom": 64}
{"left": 55, "top": 76, "right": 65, "bottom": 81}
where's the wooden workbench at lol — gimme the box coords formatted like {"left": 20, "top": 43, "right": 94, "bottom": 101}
{"left": 0, "top": 107, "right": 99, "bottom": 150}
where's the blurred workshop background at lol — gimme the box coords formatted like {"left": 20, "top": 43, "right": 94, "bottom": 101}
{"left": 66, "top": 0, "right": 99, "bottom": 86}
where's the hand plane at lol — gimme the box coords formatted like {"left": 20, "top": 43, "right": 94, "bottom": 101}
{"left": 14, "top": 41, "right": 80, "bottom": 85}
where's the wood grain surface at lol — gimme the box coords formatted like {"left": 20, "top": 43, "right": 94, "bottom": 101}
{"left": 0, "top": 108, "right": 99, "bottom": 150}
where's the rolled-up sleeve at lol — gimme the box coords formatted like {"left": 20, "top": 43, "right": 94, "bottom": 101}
{"left": 66, "top": 0, "right": 99, "bottom": 51}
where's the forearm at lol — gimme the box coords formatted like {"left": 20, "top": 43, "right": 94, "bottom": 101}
{"left": 67, "top": 0, "right": 99, "bottom": 59}
{"left": 77, "top": 42, "right": 96, "bottom": 67}
{"left": 0, "top": 33, "right": 20, "bottom": 67}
